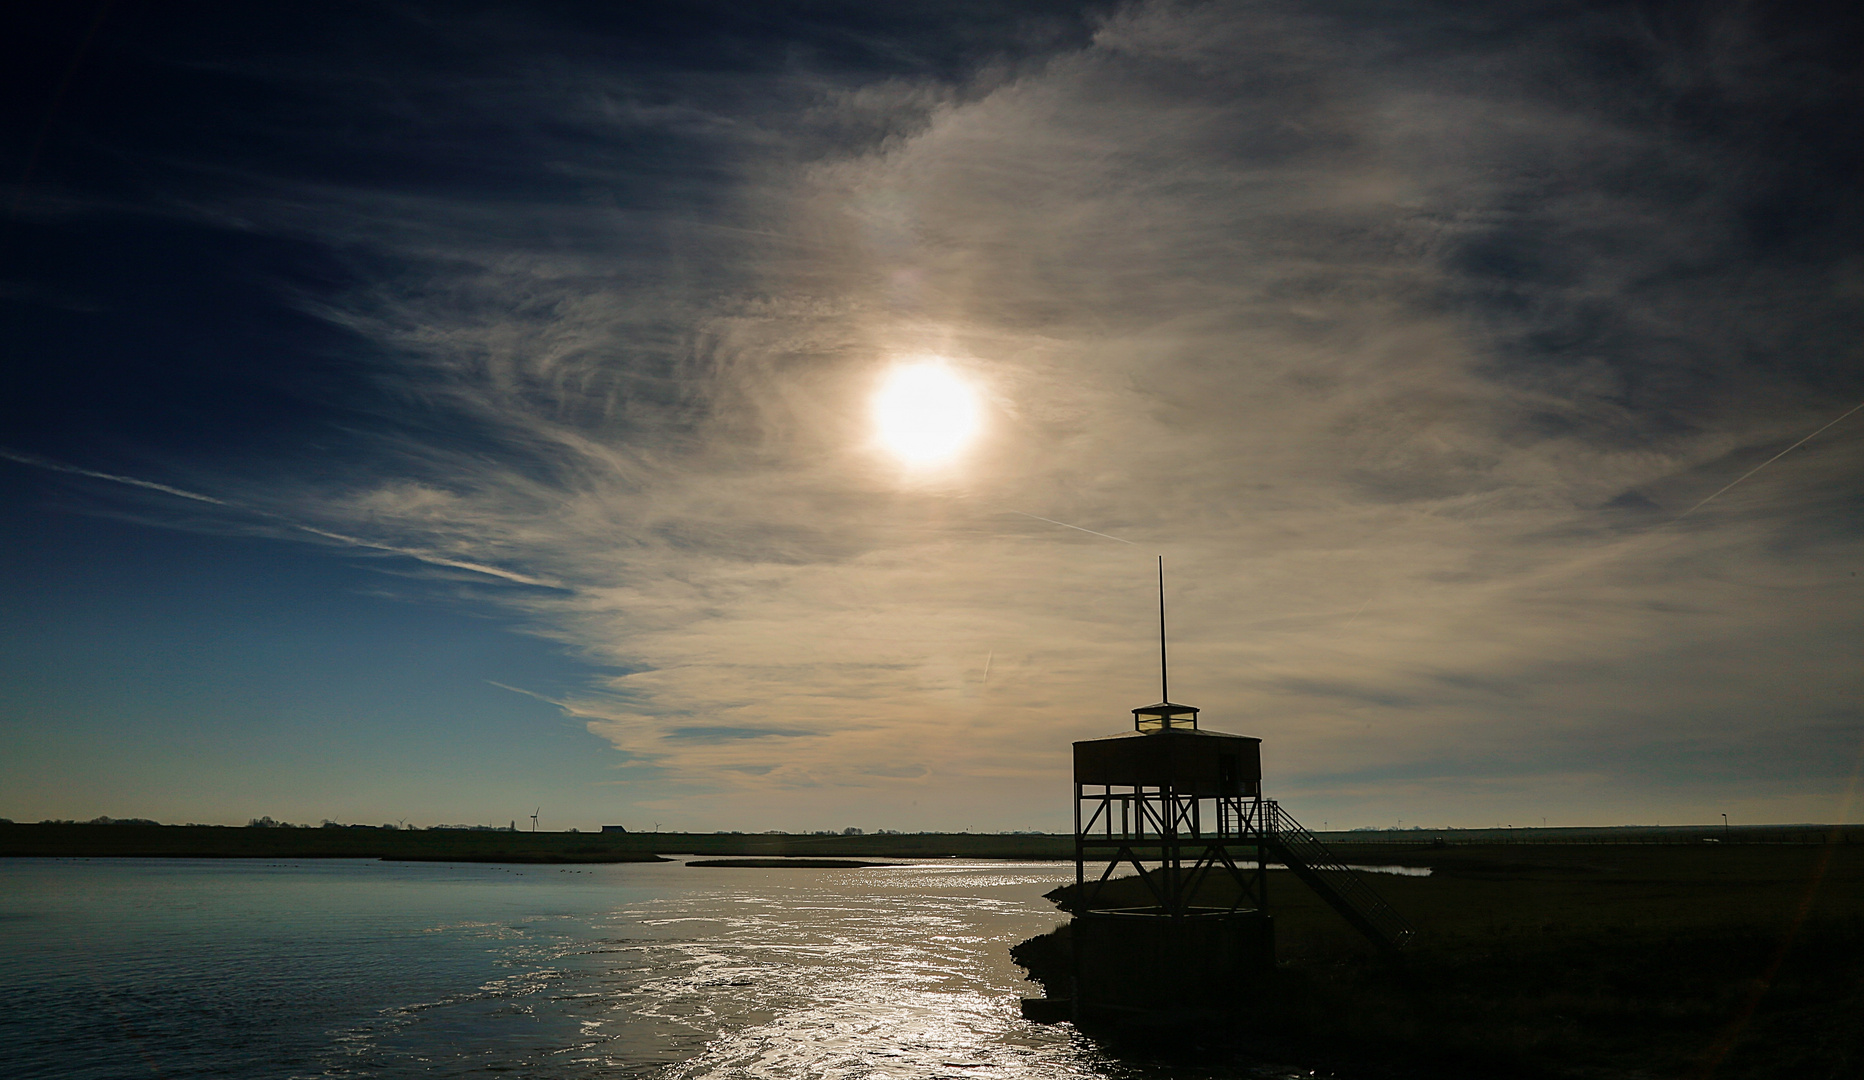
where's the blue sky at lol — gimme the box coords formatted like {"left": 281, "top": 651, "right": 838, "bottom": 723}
{"left": 3, "top": 1, "right": 1862, "bottom": 831}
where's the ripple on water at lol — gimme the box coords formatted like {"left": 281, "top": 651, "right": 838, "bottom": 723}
{"left": 1, "top": 859, "right": 1348, "bottom": 1080}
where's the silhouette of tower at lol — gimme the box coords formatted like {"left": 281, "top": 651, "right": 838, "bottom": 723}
{"left": 1051, "top": 559, "right": 1411, "bottom": 1020}
{"left": 1066, "top": 561, "right": 1273, "bottom": 1013}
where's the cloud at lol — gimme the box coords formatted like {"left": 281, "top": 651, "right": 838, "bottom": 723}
{"left": 20, "top": 1, "right": 1864, "bottom": 825}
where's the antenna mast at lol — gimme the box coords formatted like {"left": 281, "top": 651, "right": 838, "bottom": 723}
{"left": 1158, "top": 555, "right": 1168, "bottom": 703}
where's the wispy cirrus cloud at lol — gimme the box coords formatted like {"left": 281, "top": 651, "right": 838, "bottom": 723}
{"left": 12, "top": 0, "right": 1862, "bottom": 827}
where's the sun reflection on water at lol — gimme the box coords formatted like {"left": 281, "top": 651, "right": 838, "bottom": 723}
{"left": 1, "top": 859, "right": 1343, "bottom": 1079}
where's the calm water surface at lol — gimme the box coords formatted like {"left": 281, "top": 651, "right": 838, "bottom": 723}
{"left": 0, "top": 857, "right": 1325, "bottom": 1079}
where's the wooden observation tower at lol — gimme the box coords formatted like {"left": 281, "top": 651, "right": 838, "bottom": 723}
{"left": 1056, "top": 559, "right": 1413, "bottom": 1018}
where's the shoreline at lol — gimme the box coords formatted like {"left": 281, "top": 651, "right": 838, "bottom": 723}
{"left": 5, "top": 821, "right": 1856, "bottom": 865}
{"left": 0, "top": 822, "right": 1075, "bottom": 863}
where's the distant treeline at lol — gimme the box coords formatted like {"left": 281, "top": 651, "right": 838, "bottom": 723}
{"left": 2, "top": 820, "right": 1858, "bottom": 863}
{"left": 21, "top": 816, "right": 522, "bottom": 831}
{"left": 0, "top": 822, "right": 658, "bottom": 863}
{"left": 0, "top": 822, "right": 1073, "bottom": 862}
{"left": 245, "top": 816, "right": 519, "bottom": 831}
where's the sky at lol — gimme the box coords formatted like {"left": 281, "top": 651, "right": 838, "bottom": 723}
{"left": 3, "top": 0, "right": 1861, "bottom": 833}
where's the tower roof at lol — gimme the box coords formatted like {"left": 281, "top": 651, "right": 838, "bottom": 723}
{"left": 1132, "top": 701, "right": 1199, "bottom": 716}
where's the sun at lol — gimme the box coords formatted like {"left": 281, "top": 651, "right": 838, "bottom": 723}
{"left": 871, "top": 360, "right": 982, "bottom": 467}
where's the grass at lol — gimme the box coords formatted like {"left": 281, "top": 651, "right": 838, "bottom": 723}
{"left": 1025, "top": 842, "right": 1864, "bottom": 1079}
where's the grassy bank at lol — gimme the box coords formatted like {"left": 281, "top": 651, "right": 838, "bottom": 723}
{"left": 0, "top": 822, "right": 1074, "bottom": 862}
{"left": 1024, "top": 843, "right": 1864, "bottom": 1078}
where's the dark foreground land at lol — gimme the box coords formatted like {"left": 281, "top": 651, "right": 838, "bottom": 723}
{"left": 1018, "top": 842, "right": 1864, "bottom": 1080}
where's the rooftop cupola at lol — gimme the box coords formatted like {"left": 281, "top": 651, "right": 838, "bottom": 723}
{"left": 1132, "top": 701, "right": 1199, "bottom": 733}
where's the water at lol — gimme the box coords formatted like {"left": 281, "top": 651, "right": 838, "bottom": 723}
{"left": 0, "top": 857, "right": 1333, "bottom": 1079}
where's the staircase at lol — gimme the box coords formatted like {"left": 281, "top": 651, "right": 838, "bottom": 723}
{"left": 1264, "top": 800, "right": 1415, "bottom": 953}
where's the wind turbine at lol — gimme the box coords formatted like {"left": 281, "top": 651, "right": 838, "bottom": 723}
{"left": 531, "top": 808, "right": 540, "bottom": 833}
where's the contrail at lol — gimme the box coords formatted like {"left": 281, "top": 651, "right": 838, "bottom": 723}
{"left": 982, "top": 649, "right": 993, "bottom": 685}
{"left": 0, "top": 448, "right": 228, "bottom": 504}
{"left": 1677, "top": 399, "right": 1864, "bottom": 520}
{"left": 1, "top": 446, "right": 560, "bottom": 588}
{"left": 290, "top": 523, "right": 559, "bottom": 587}
{"left": 1009, "top": 510, "right": 1135, "bottom": 545}
{"left": 487, "top": 681, "right": 567, "bottom": 707}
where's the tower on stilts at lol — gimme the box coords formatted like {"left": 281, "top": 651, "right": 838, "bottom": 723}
{"left": 1028, "top": 558, "right": 1414, "bottom": 1023}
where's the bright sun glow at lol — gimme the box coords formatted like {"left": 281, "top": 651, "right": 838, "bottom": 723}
{"left": 872, "top": 361, "right": 982, "bottom": 466}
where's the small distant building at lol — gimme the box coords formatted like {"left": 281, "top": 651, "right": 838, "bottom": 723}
{"left": 601, "top": 824, "right": 628, "bottom": 833}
